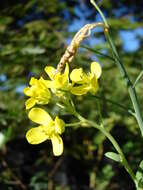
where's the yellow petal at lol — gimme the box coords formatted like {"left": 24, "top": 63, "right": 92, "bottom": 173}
{"left": 54, "top": 73, "right": 64, "bottom": 86}
{"left": 39, "top": 77, "right": 47, "bottom": 87}
{"left": 90, "top": 76, "right": 99, "bottom": 94}
{"left": 42, "top": 80, "right": 55, "bottom": 89}
{"left": 28, "top": 108, "right": 53, "bottom": 125}
{"left": 64, "top": 63, "right": 69, "bottom": 77}
{"left": 26, "top": 126, "right": 49, "bottom": 144}
{"left": 39, "top": 77, "right": 51, "bottom": 91}
{"left": 70, "top": 85, "right": 89, "bottom": 95}
{"left": 54, "top": 73, "right": 69, "bottom": 89}
{"left": 90, "top": 62, "right": 102, "bottom": 79}
{"left": 25, "top": 98, "right": 36, "bottom": 109}
{"left": 24, "top": 87, "right": 30, "bottom": 96}
{"left": 45, "top": 66, "right": 56, "bottom": 80}
{"left": 55, "top": 116, "right": 65, "bottom": 134}
{"left": 51, "top": 134, "right": 63, "bottom": 156}
{"left": 70, "top": 68, "right": 84, "bottom": 83}
{"left": 29, "top": 77, "right": 37, "bottom": 85}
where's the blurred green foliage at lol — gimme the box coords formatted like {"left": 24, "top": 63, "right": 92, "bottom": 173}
{"left": 0, "top": 0, "right": 143, "bottom": 190}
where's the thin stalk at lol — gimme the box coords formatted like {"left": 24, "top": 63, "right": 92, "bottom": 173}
{"left": 91, "top": 0, "right": 143, "bottom": 136}
{"left": 74, "top": 110, "right": 137, "bottom": 184}
{"left": 65, "top": 122, "right": 81, "bottom": 127}
{"left": 86, "top": 119, "right": 136, "bottom": 184}
{"left": 70, "top": 104, "right": 137, "bottom": 185}
{"left": 81, "top": 45, "right": 114, "bottom": 61}
{"left": 90, "top": 95, "right": 135, "bottom": 116}
{"left": 90, "top": 0, "right": 108, "bottom": 28}
{"left": 105, "top": 25, "right": 143, "bottom": 137}
{"left": 133, "top": 70, "right": 143, "bottom": 88}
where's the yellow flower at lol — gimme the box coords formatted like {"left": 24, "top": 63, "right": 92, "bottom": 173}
{"left": 44, "top": 63, "right": 71, "bottom": 96}
{"left": 26, "top": 108, "right": 65, "bottom": 156}
{"left": 70, "top": 62, "right": 102, "bottom": 95}
{"left": 24, "top": 77, "right": 51, "bottom": 109}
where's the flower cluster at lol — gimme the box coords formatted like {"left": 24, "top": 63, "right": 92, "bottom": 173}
{"left": 24, "top": 61, "right": 102, "bottom": 156}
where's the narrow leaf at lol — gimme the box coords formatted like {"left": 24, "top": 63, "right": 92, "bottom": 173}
{"left": 81, "top": 45, "right": 114, "bottom": 61}
{"left": 105, "top": 152, "right": 121, "bottom": 162}
{"left": 136, "top": 161, "right": 143, "bottom": 188}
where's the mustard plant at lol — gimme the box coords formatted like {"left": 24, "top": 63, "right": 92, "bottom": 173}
{"left": 24, "top": 1, "right": 143, "bottom": 189}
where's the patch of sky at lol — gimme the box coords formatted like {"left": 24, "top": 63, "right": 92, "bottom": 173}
{"left": 68, "top": 6, "right": 91, "bottom": 32}
{"left": 63, "top": 4, "right": 143, "bottom": 54}
{"left": 95, "top": 13, "right": 104, "bottom": 24}
{"left": 113, "top": 7, "right": 128, "bottom": 17}
{"left": 0, "top": 74, "right": 9, "bottom": 91}
{"left": 90, "top": 48, "right": 107, "bottom": 65}
{"left": 0, "top": 73, "right": 33, "bottom": 94}
{"left": 0, "top": 74, "right": 6, "bottom": 82}
{"left": 67, "top": 5, "right": 108, "bottom": 62}
{"left": 119, "top": 30, "right": 139, "bottom": 52}
{"left": 15, "top": 85, "right": 26, "bottom": 94}
{"left": 0, "top": 86, "right": 9, "bottom": 91}
{"left": 113, "top": 11, "right": 143, "bottom": 52}
{"left": 71, "top": 4, "right": 143, "bottom": 53}
{"left": 91, "top": 54, "right": 100, "bottom": 63}
{"left": 62, "top": 9, "right": 70, "bottom": 20}
{"left": 129, "top": 15, "right": 136, "bottom": 22}
{"left": 135, "top": 28, "right": 143, "bottom": 36}
{"left": 67, "top": 6, "right": 104, "bottom": 49}
{"left": 119, "top": 28, "right": 143, "bottom": 52}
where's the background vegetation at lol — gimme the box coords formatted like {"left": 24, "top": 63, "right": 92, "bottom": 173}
{"left": 0, "top": 0, "right": 143, "bottom": 189}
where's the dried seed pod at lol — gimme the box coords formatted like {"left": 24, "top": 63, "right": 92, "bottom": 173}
{"left": 57, "top": 22, "right": 108, "bottom": 73}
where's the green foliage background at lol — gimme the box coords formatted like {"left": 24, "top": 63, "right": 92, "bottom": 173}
{"left": 0, "top": 0, "right": 143, "bottom": 189}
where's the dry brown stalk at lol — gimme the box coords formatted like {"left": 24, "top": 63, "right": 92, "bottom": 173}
{"left": 57, "top": 22, "right": 108, "bottom": 73}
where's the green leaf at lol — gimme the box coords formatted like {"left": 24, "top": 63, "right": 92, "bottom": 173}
{"left": 107, "top": 18, "right": 143, "bottom": 30}
{"left": 21, "top": 46, "right": 45, "bottom": 55}
{"left": 81, "top": 45, "right": 114, "bottom": 61}
{"left": 0, "top": 132, "right": 6, "bottom": 148}
{"left": 136, "top": 161, "right": 143, "bottom": 189}
{"left": 105, "top": 152, "right": 122, "bottom": 162}
{"left": 0, "top": 16, "right": 13, "bottom": 25}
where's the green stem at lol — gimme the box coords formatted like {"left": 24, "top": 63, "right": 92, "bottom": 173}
{"left": 69, "top": 101, "right": 137, "bottom": 185}
{"left": 133, "top": 70, "right": 143, "bottom": 88}
{"left": 90, "top": 0, "right": 108, "bottom": 28}
{"left": 90, "top": 95, "right": 135, "bottom": 116}
{"left": 87, "top": 120, "right": 136, "bottom": 183}
{"left": 80, "top": 45, "right": 114, "bottom": 61}
{"left": 105, "top": 27, "right": 143, "bottom": 137}
{"left": 65, "top": 122, "right": 81, "bottom": 127}
{"left": 74, "top": 112, "right": 136, "bottom": 184}
{"left": 91, "top": 0, "right": 143, "bottom": 137}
